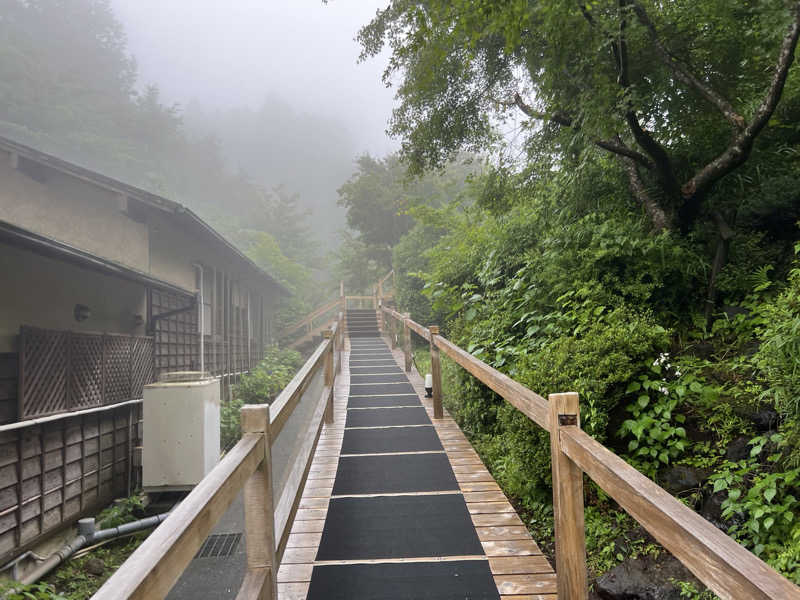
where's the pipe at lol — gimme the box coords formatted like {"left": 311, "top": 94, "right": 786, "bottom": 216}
{"left": 20, "top": 512, "right": 171, "bottom": 585}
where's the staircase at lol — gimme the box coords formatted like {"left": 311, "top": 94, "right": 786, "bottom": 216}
{"left": 346, "top": 309, "right": 380, "bottom": 338}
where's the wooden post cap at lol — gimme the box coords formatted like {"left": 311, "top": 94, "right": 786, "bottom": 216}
{"left": 322, "top": 329, "right": 333, "bottom": 339}
{"left": 429, "top": 325, "right": 440, "bottom": 335}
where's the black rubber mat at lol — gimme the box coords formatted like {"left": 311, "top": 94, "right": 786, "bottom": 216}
{"left": 349, "top": 382, "right": 417, "bottom": 396}
{"left": 345, "top": 406, "right": 431, "bottom": 428}
{"left": 350, "top": 332, "right": 381, "bottom": 337}
{"left": 316, "top": 494, "right": 483, "bottom": 560}
{"left": 333, "top": 453, "right": 458, "bottom": 495}
{"left": 350, "top": 366, "right": 403, "bottom": 374}
{"left": 307, "top": 560, "right": 500, "bottom": 600}
{"left": 351, "top": 373, "right": 410, "bottom": 384}
{"left": 341, "top": 426, "right": 442, "bottom": 454}
{"left": 347, "top": 394, "right": 420, "bottom": 408}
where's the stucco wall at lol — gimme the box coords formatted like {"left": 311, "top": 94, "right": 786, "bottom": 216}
{"left": 0, "top": 243, "right": 147, "bottom": 352}
{"left": 0, "top": 155, "right": 150, "bottom": 273}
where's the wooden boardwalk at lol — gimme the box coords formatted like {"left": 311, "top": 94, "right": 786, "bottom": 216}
{"left": 277, "top": 310, "right": 556, "bottom": 599}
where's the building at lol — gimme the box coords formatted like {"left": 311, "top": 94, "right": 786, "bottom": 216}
{"left": 0, "top": 134, "right": 288, "bottom": 562}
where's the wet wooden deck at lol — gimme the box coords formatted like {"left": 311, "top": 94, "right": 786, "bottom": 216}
{"left": 277, "top": 319, "right": 557, "bottom": 599}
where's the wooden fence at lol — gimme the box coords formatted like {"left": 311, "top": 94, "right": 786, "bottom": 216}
{"left": 18, "top": 327, "right": 153, "bottom": 420}
{"left": 381, "top": 306, "right": 800, "bottom": 600}
{"left": 93, "top": 313, "right": 344, "bottom": 599}
{"left": 0, "top": 400, "right": 142, "bottom": 563}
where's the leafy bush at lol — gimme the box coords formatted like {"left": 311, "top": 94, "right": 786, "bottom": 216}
{"left": 756, "top": 250, "right": 800, "bottom": 420}
{"left": 222, "top": 345, "right": 303, "bottom": 449}
{"left": 0, "top": 582, "right": 66, "bottom": 600}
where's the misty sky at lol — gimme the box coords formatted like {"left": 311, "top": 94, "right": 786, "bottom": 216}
{"left": 112, "top": 0, "right": 397, "bottom": 158}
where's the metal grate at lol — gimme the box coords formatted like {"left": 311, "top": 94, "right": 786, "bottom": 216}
{"left": 195, "top": 533, "right": 242, "bottom": 558}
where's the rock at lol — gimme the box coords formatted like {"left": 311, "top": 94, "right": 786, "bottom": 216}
{"left": 595, "top": 554, "right": 700, "bottom": 600}
{"left": 700, "top": 491, "right": 726, "bottom": 528}
{"left": 85, "top": 557, "right": 105, "bottom": 576}
{"left": 661, "top": 465, "right": 708, "bottom": 495}
{"left": 750, "top": 407, "right": 778, "bottom": 431}
{"left": 734, "top": 405, "right": 778, "bottom": 431}
{"left": 725, "top": 436, "right": 751, "bottom": 461}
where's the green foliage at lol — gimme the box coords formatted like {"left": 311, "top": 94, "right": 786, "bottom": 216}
{"left": 755, "top": 249, "right": 800, "bottom": 420}
{"left": 621, "top": 369, "right": 688, "bottom": 479}
{"left": 96, "top": 493, "right": 146, "bottom": 529}
{"left": 222, "top": 346, "right": 303, "bottom": 449}
{"left": 47, "top": 534, "right": 147, "bottom": 599}
{"left": 0, "top": 581, "right": 66, "bottom": 600}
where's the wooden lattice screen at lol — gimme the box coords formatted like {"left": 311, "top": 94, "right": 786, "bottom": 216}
{"left": 150, "top": 289, "right": 198, "bottom": 379}
{"left": 18, "top": 327, "right": 154, "bottom": 420}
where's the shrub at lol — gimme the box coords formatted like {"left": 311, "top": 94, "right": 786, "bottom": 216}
{"left": 222, "top": 345, "right": 303, "bottom": 449}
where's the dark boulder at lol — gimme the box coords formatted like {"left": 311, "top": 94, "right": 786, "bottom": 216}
{"left": 725, "top": 436, "right": 751, "bottom": 462}
{"left": 734, "top": 405, "right": 778, "bottom": 431}
{"left": 595, "top": 555, "right": 701, "bottom": 600}
{"left": 661, "top": 465, "right": 708, "bottom": 495}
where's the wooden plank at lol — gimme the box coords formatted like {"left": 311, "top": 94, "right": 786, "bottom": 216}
{"left": 549, "top": 393, "right": 587, "bottom": 599}
{"left": 489, "top": 556, "right": 553, "bottom": 575}
{"left": 482, "top": 540, "right": 542, "bottom": 556}
{"left": 561, "top": 428, "right": 800, "bottom": 600}
{"left": 434, "top": 336, "right": 548, "bottom": 429}
{"left": 495, "top": 573, "right": 558, "bottom": 595}
{"left": 476, "top": 526, "right": 531, "bottom": 541}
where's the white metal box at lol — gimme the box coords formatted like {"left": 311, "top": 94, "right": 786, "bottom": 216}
{"left": 142, "top": 374, "right": 220, "bottom": 491}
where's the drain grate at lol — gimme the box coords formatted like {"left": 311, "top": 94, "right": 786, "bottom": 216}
{"left": 195, "top": 533, "right": 242, "bottom": 558}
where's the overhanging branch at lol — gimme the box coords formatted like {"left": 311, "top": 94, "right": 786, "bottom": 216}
{"left": 629, "top": 1, "right": 746, "bottom": 131}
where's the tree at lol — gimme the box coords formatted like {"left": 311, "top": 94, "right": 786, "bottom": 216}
{"left": 359, "top": 1, "right": 800, "bottom": 235}
{"left": 336, "top": 152, "right": 480, "bottom": 288}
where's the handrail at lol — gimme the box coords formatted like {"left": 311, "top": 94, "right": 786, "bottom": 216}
{"left": 278, "top": 296, "right": 343, "bottom": 340}
{"left": 95, "top": 311, "right": 344, "bottom": 600}
{"left": 382, "top": 307, "right": 800, "bottom": 600}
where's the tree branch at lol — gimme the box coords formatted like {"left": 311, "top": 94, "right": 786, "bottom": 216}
{"left": 620, "top": 156, "right": 671, "bottom": 231}
{"left": 511, "top": 93, "right": 656, "bottom": 169}
{"left": 682, "top": 1, "right": 800, "bottom": 200}
{"left": 629, "top": 1, "right": 746, "bottom": 131}
{"left": 512, "top": 93, "right": 573, "bottom": 126}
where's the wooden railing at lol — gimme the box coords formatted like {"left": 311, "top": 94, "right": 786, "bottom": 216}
{"left": 278, "top": 271, "right": 396, "bottom": 344}
{"left": 93, "top": 313, "right": 344, "bottom": 600}
{"left": 381, "top": 307, "right": 800, "bottom": 600}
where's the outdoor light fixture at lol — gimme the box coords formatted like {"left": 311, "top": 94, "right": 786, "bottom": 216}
{"left": 425, "top": 373, "right": 433, "bottom": 398}
{"left": 73, "top": 304, "right": 91, "bottom": 322}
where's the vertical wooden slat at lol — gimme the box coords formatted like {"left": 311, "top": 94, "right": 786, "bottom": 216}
{"left": 322, "top": 330, "right": 334, "bottom": 424}
{"left": 80, "top": 415, "right": 86, "bottom": 511}
{"left": 429, "top": 325, "right": 443, "bottom": 419}
{"left": 15, "top": 432, "right": 22, "bottom": 545}
{"left": 61, "top": 423, "right": 68, "bottom": 519}
{"left": 240, "top": 405, "right": 277, "bottom": 600}
{"left": 549, "top": 392, "right": 588, "bottom": 600}
{"left": 402, "top": 313, "right": 412, "bottom": 373}
{"left": 38, "top": 425, "right": 45, "bottom": 535}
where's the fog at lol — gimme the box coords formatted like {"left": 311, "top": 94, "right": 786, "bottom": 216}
{"left": 112, "top": 0, "right": 396, "bottom": 157}
{"left": 110, "top": 0, "right": 396, "bottom": 242}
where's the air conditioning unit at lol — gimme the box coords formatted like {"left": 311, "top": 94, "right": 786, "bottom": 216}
{"left": 142, "top": 372, "right": 220, "bottom": 491}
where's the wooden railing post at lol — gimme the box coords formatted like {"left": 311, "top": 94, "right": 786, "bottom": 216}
{"left": 239, "top": 405, "right": 277, "bottom": 600}
{"left": 429, "top": 326, "right": 443, "bottom": 419}
{"left": 402, "top": 313, "right": 412, "bottom": 373}
{"left": 378, "top": 299, "right": 384, "bottom": 332}
{"left": 323, "top": 330, "right": 334, "bottom": 424}
{"left": 390, "top": 312, "right": 398, "bottom": 349}
{"left": 549, "top": 392, "right": 588, "bottom": 600}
